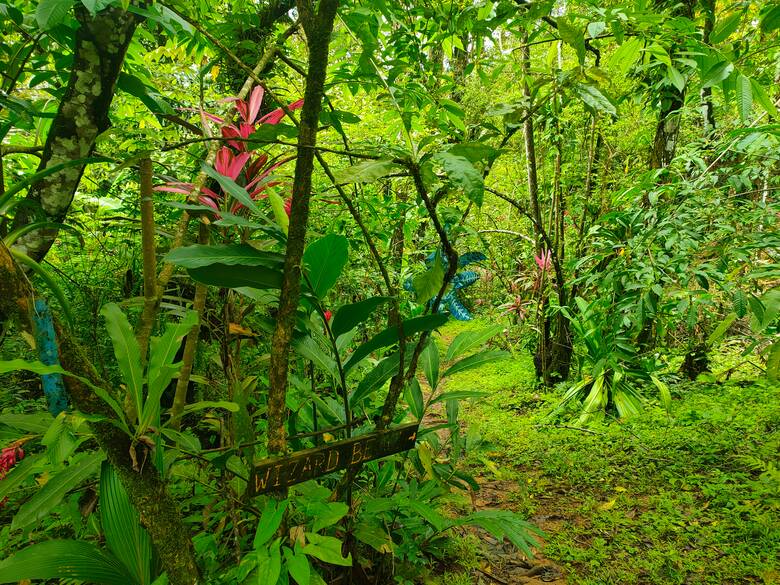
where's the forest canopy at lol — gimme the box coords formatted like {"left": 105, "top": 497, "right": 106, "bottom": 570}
{"left": 0, "top": 1, "right": 778, "bottom": 584}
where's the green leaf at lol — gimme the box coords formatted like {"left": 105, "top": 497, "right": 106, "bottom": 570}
{"left": 700, "top": 61, "right": 734, "bottom": 88}
{"left": 446, "top": 325, "right": 503, "bottom": 361}
{"left": 587, "top": 21, "right": 605, "bottom": 38}
{"left": 736, "top": 74, "right": 753, "bottom": 123}
{"left": 0, "top": 539, "right": 131, "bottom": 585}
{"left": 330, "top": 296, "right": 392, "bottom": 339}
{"left": 750, "top": 78, "right": 778, "bottom": 118}
{"left": 574, "top": 83, "right": 617, "bottom": 116}
{"left": 433, "top": 152, "right": 484, "bottom": 206}
{"left": 116, "top": 73, "right": 175, "bottom": 116}
{"left": 201, "top": 162, "right": 265, "bottom": 216}
{"left": 310, "top": 501, "right": 349, "bottom": 532}
{"left": 142, "top": 311, "right": 198, "bottom": 432}
{"left": 0, "top": 454, "right": 45, "bottom": 501}
{"left": 411, "top": 252, "right": 445, "bottom": 304}
{"left": 650, "top": 375, "right": 672, "bottom": 412}
{"left": 430, "top": 390, "right": 488, "bottom": 405}
{"left": 187, "top": 263, "right": 283, "bottom": 290}
{"left": 303, "top": 234, "right": 349, "bottom": 299}
{"left": 8, "top": 248, "right": 74, "bottom": 326}
{"left": 710, "top": 12, "right": 742, "bottom": 43}
{"left": 36, "top": 0, "right": 75, "bottom": 30}
{"left": 556, "top": 17, "right": 586, "bottom": 65}
{"left": 766, "top": 340, "right": 780, "bottom": 383}
{"left": 165, "top": 244, "right": 284, "bottom": 269}
{"left": 609, "top": 38, "right": 641, "bottom": 75}
{"left": 255, "top": 541, "right": 282, "bottom": 585}
{"left": 761, "top": 5, "right": 780, "bottom": 32}
{"left": 181, "top": 400, "right": 239, "bottom": 413}
{"left": 266, "top": 187, "right": 290, "bottom": 235}
{"left": 302, "top": 533, "right": 351, "bottom": 566}
{"left": 442, "top": 350, "right": 510, "bottom": 379}
{"left": 254, "top": 499, "right": 288, "bottom": 548}
{"left": 12, "top": 451, "right": 105, "bottom": 531}
{"left": 283, "top": 547, "right": 311, "bottom": 585}
{"left": 100, "top": 462, "right": 153, "bottom": 585}
{"left": 706, "top": 312, "right": 738, "bottom": 347}
{"left": 404, "top": 378, "right": 424, "bottom": 420}
{"left": 344, "top": 314, "right": 448, "bottom": 372}
{"left": 420, "top": 338, "right": 439, "bottom": 390}
{"left": 666, "top": 66, "right": 685, "bottom": 92}
{"left": 335, "top": 159, "right": 403, "bottom": 184}
{"left": 101, "top": 303, "right": 144, "bottom": 418}
{"left": 293, "top": 335, "right": 338, "bottom": 378}
{"left": 350, "top": 348, "right": 415, "bottom": 407}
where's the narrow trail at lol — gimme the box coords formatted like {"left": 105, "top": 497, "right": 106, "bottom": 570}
{"left": 428, "top": 326, "right": 567, "bottom": 585}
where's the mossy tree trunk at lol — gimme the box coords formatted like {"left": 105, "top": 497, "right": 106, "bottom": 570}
{"left": 10, "top": 5, "right": 138, "bottom": 263}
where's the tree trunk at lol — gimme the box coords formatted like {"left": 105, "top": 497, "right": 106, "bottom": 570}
{"left": 700, "top": 0, "right": 716, "bottom": 137}
{"left": 10, "top": 5, "right": 138, "bottom": 262}
{"left": 0, "top": 243, "right": 201, "bottom": 585}
{"left": 267, "top": 0, "right": 339, "bottom": 457}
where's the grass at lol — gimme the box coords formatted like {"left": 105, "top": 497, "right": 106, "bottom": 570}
{"left": 432, "top": 318, "right": 780, "bottom": 584}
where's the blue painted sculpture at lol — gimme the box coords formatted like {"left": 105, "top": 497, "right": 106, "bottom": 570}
{"left": 32, "top": 299, "right": 69, "bottom": 416}
{"left": 405, "top": 251, "right": 487, "bottom": 321}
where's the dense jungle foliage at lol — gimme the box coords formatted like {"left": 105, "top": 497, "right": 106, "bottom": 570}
{"left": 0, "top": 0, "right": 778, "bottom": 583}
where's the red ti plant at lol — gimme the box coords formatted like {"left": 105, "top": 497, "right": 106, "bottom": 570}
{"left": 156, "top": 85, "right": 303, "bottom": 217}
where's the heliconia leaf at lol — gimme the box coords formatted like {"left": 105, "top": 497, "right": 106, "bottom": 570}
{"left": 420, "top": 337, "right": 440, "bottom": 390}
{"left": 101, "top": 303, "right": 144, "bottom": 419}
{"left": 100, "top": 462, "right": 154, "bottom": 585}
{"left": 303, "top": 234, "right": 349, "bottom": 299}
{"left": 165, "top": 244, "right": 284, "bottom": 269}
{"left": 0, "top": 539, "right": 132, "bottom": 585}
{"left": 12, "top": 451, "right": 105, "bottom": 531}
{"left": 404, "top": 378, "right": 425, "bottom": 419}
{"left": 334, "top": 159, "right": 403, "bottom": 184}
{"left": 330, "top": 296, "right": 392, "bottom": 339}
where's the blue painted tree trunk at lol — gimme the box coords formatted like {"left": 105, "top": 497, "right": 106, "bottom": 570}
{"left": 33, "top": 299, "right": 69, "bottom": 416}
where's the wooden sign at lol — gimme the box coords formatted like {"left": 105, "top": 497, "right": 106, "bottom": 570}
{"left": 252, "top": 422, "right": 418, "bottom": 493}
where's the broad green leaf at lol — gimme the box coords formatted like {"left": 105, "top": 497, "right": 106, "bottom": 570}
{"left": 446, "top": 325, "right": 503, "bottom": 361}
{"left": 556, "top": 16, "right": 586, "bottom": 65}
{"left": 761, "top": 5, "right": 780, "bottom": 32}
{"left": 350, "top": 347, "right": 415, "bottom": 407}
{"left": 344, "top": 314, "right": 448, "bottom": 372}
{"left": 430, "top": 390, "right": 488, "bottom": 405}
{"left": 736, "top": 74, "right": 753, "bottom": 122}
{"left": 201, "top": 162, "right": 265, "bottom": 216}
{"left": 666, "top": 66, "right": 685, "bottom": 92}
{"left": 9, "top": 248, "right": 74, "bottom": 326}
{"left": 700, "top": 61, "right": 734, "bottom": 88}
{"left": 442, "top": 350, "right": 510, "bottom": 379}
{"left": 609, "top": 38, "right": 641, "bottom": 75}
{"left": 411, "top": 252, "right": 445, "bottom": 304}
{"left": 0, "top": 540, "right": 131, "bottom": 585}
{"left": 255, "top": 541, "right": 282, "bottom": 585}
{"left": 266, "top": 187, "right": 289, "bottom": 234}
{"left": 750, "top": 78, "right": 778, "bottom": 118}
{"left": 116, "top": 73, "right": 175, "bottom": 115}
{"left": 353, "top": 521, "right": 393, "bottom": 554}
{"left": 0, "top": 412, "right": 52, "bottom": 434}
{"left": 35, "top": 0, "right": 75, "bottom": 30}
{"left": 650, "top": 375, "right": 672, "bottom": 412}
{"left": 404, "top": 378, "right": 424, "bottom": 420}
{"left": 293, "top": 335, "right": 338, "bottom": 378}
{"left": 710, "top": 12, "right": 742, "bottom": 43}
{"left": 706, "top": 312, "right": 737, "bottom": 346}
{"left": 302, "top": 533, "right": 351, "bottom": 566}
{"left": 165, "top": 244, "right": 284, "bottom": 269}
{"left": 420, "top": 338, "right": 439, "bottom": 390}
{"left": 0, "top": 454, "right": 45, "bottom": 501}
{"left": 12, "top": 451, "right": 105, "bottom": 531}
{"left": 283, "top": 547, "right": 311, "bottom": 585}
{"left": 330, "top": 296, "right": 392, "bottom": 339}
{"left": 335, "top": 159, "right": 403, "bottom": 184}
{"left": 0, "top": 361, "right": 127, "bottom": 433}
{"left": 433, "top": 152, "right": 483, "bottom": 206}
{"left": 303, "top": 234, "right": 349, "bottom": 299}
{"left": 100, "top": 462, "right": 153, "bottom": 585}
{"left": 145, "top": 311, "right": 199, "bottom": 428}
{"left": 101, "top": 303, "right": 143, "bottom": 417}
{"left": 187, "top": 263, "right": 283, "bottom": 290}
{"left": 574, "top": 83, "right": 616, "bottom": 116}
{"left": 310, "top": 501, "right": 349, "bottom": 532}
{"left": 766, "top": 340, "right": 780, "bottom": 382}
{"left": 254, "top": 499, "right": 288, "bottom": 548}
{"left": 181, "top": 400, "right": 239, "bottom": 413}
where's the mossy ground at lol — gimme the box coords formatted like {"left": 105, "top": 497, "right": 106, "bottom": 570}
{"left": 430, "top": 319, "right": 780, "bottom": 584}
